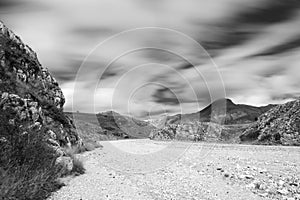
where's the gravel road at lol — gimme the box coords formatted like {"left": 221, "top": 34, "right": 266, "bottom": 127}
{"left": 49, "top": 139, "right": 300, "bottom": 200}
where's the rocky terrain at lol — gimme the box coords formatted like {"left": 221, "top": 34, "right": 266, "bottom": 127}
{"left": 0, "top": 21, "right": 81, "bottom": 150}
{"left": 0, "top": 21, "right": 84, "bottom": 187}
{"left": 0, "top": 21, "right": 88, "bottom": 200}
{"left": 49, "top": 139, "right": 300, "bottom": 200}
{"left": 240, "top": 98, "right": 300, "bottom": 146}
{"left": 165, "top": 98, "right": 275, "bottom": 125}
{"left": 149, "top": 98, "right": 300, "bottom": 146}
{"left": 149, "top": 121, "right": 248, "bottom": 143}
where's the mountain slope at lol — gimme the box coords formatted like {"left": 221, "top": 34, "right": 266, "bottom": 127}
{"left": 65, "top": 112, "right": 116, "bottom": 142}
{"left": 165, "top": 98, "right": 275, "bottom": 125}
{"left": 240, "top": 98, "right": 300, "bottom": 145}
{"left": 67, "top": 111, "right": 156, "bottom": 139}
{"left": 96, "top": 111, "right": 156, "bottom": 138}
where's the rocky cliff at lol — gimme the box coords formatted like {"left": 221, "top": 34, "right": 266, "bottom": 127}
{"left": 240, "top": 98, "right": 300, "bottom": 145}
{"left": 0, "top": 21, "right": 81, "bottom": 154}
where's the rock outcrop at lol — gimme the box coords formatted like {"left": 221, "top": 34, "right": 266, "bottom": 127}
{"left": 240, "top": 98, "right": 300, "bottom": 145}
{"left": 0, "top": 22, "right": 81, "bottom": 154}
{"left": 149, "top": 122, "right": 247, "bottom": 142}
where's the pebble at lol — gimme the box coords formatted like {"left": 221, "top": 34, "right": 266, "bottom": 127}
{"left": 245, "top": 175, "right": 254, "bottom": 179}
{"left": 277, "top": 188, "right": 289, "bottom": 195}
{"left": 286, "top": 198, "right": 295, "bottom": 200}
{"left": 258, "top": 193, "right": 268, "bottom": 197}
{"left": 278, "top": 180, "right": 285, "bottom": 186}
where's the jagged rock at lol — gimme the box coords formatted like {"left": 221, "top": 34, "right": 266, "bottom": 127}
{"left": 240, "top": 98, "right": 300, "bottom": 145}
{"left": 0, "top": 21, "right": 81, "bottom": 153}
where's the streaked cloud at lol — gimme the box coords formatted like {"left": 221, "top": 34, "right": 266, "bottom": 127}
{"left": 1, "top": 0, "right": 300, "bottom": 118}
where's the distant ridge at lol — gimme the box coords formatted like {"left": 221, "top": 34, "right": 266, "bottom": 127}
{"left": 165, "top": 98, "right": 275, "bottom": 125}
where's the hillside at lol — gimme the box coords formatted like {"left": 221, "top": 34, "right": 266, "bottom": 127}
{"left": 66, "top": 111, "right": 156, "bottom": 139}
{"left": 0, "top": 21, "right": 82, "bottom": 199}
{"left": 97, "top": 111, "right": 156, "bottom": 138}
{"left": 165, "top": 98, "right": 275, "bottom": 125}
{"left": 65, "top": 112, "right": 117, "bottom": 142}
{"left": 240, "top": 98, "right": 300, "bottom": 146}
{"left": 149, "top": 122, "right": 249, "bottom": 143}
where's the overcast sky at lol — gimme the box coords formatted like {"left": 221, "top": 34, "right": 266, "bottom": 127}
{"left": 1, "top": 0, "right": 300, "bottom": 118}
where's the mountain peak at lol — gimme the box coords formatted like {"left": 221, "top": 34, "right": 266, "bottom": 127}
{"left": 211, "top": 98, "right": 235, "bottom": 106}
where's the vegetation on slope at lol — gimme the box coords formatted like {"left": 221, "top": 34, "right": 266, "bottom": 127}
{"left": 0, "top": 109, "right": 63, "bottom": 200}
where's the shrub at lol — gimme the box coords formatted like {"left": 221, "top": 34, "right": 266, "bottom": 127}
{"left": 0, "top": 110, "right": 64, "bottom": 200}
{"left": 71, "top": 156, "right": 85, "bottom": 175}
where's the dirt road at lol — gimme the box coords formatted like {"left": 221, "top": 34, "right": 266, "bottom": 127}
{"left": 49, "top": 139, "right": 300, "bottom": 200}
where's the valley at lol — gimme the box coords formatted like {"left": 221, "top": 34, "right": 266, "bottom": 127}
{"left": 49, "top": 139, "right": 300, "bottom": 200}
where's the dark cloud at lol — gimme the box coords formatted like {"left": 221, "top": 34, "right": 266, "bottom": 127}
{"left": 152, "top": 87, "right": 180, "bottom": 105}
{"left": 234, "top": 0, "right": 299, "bottom": 25}
{"left": 201, "top": 27, "right": 254, "bottom": 53}
{"left": 0, "top": 0, "right": 20, "bottom": 9}
{"left": 149, "top": 74, "right": 186, "bottom": 92}
{"left": 51, "top": 59, "right": 118, "bottom": 83}
{"left": 257, "top": 66, "right": 287, "bottom": 78}
{"left": 178, "top": 63, "right": 194, "bottom": 70}
{"left": 100, "top": 70, "right": 118, "bottom": 80}
{"left": 178, "top": 62, "right": 205, "bottom": 70}
{"left": 0, "top": 0, "right": 50, "bottom": 14}
{"left": 199, "top": 0, "right": 300, "bottom": 54}
{"left": 250, "top": 37, "right": 300, "bottom": 57}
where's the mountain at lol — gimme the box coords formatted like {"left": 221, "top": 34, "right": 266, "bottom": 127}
{"left": 0, "top": 21, "right": 81, "bottom": 151}
{"left": 67, "top": 111, "right": 157, "bottom": 139}
{"left": 96, "top": 111, "right": 156, "bottom": 138}
{"left": 240, "top": 98, "right": 300, "bottom": 146}
{"left": 65, "top": 112, "right": 117, "bottom": 142}
{"left": 165, "top": 98, "right": 275, "bottom": 125}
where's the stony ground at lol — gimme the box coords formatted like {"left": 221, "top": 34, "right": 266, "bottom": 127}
{"left": 49, "top": 139, "right": 300, "bottom": 200}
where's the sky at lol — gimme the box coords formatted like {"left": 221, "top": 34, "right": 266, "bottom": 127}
{"left": 1, "top": 0, "right": 300, "bottom": 119}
